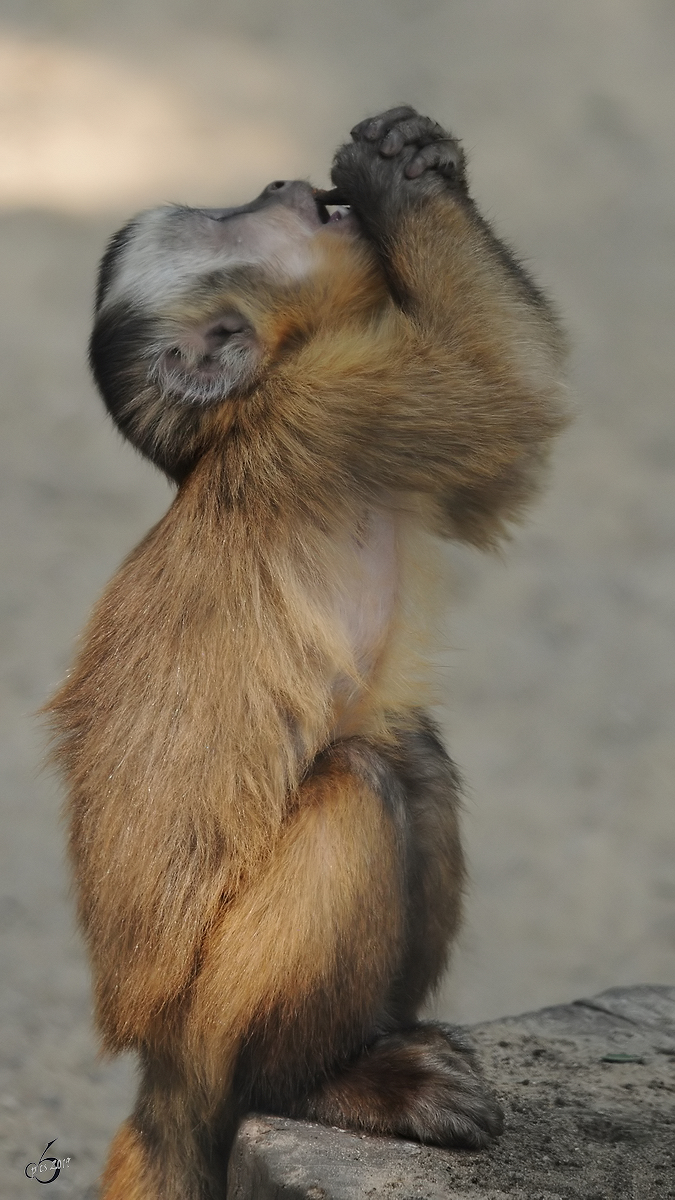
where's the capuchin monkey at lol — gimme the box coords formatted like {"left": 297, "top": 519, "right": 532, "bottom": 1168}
{"left": 46, "top": 108, "right": 567, "bottom": 1199}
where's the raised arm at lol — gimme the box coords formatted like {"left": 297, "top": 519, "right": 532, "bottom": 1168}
{"left": 330, "top": 107, "right": 557, "bottom": 323}
{"left": 277, "top": 107, "right": 568, "bottom": 546}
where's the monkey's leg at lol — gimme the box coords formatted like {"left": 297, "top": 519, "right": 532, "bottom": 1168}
{"left": 101, "top": 1056, "right": 238, "bottom": 1200}
{"left": 381, "top": 712, "right": 466, "bottom": 1023}
{"left": 251, "top": 717, "right": 504, "bottom": 1149}
{"left": 101, "top": 738, "right": 409, "bottom": 1200}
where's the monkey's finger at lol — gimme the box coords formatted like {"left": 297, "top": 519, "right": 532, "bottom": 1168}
{"left": 379, "top": 127, "right": 407, "bottom": 156}
{"left": 380, "top": 116, "right": 449, "bottom": 158}
{"left": 405, "top": 139, "right": 463, "bottom": 179}
{"left": 350, "top": 106, "right": 418, "bottom": 143}
{"left": 314, "top": 187, "right": 346, "bottom": 205}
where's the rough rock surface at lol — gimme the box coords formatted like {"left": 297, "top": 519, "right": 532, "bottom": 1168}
{"left": 229, "top": 986, "right": 675, "bottom": 1200}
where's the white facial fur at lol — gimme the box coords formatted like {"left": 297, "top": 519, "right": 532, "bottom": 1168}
{"left": 92, "top": 190, "right": 358, "bottom": 412}
{"left": 101, "top": 203, "right": 324, "bottom": 313}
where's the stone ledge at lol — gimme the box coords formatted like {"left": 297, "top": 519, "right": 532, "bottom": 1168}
{"left": 228, "top": 986, "right": 675, "bottom": 1199}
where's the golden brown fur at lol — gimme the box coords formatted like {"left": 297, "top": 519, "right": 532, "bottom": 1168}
{"left": 45, "top": 109, "right": 567, "bottom": 1197}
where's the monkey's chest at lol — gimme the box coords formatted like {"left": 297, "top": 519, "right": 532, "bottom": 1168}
{"left": 328, "top": 507, "right": 398, "bottom": 691}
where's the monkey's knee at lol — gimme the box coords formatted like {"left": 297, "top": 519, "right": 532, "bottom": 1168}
{"left": 289, "top": 1022, "right": 503, "bottom": 1150}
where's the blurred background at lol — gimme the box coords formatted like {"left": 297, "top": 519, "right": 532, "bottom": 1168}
{"left": 1, "top": 0, "right": 673, "bottom": 1193}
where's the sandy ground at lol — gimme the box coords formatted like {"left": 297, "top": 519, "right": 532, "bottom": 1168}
{"left": 0, "top": 1, "right": 673, "bottom": 1195}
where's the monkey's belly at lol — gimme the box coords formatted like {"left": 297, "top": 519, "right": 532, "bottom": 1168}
{"left": 329, "top": 507, "right": 398, "bottom": 708}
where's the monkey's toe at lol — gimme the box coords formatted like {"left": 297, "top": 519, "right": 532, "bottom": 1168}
{"left": 289, "top": 1022, "right": 504, "bottom": 1150}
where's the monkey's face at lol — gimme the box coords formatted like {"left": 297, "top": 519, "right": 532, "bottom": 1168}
{"left": 90, "top": 180, "right": 373, "bottom": 480}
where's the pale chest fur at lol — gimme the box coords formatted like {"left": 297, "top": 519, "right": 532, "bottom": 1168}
{"left": 320, "top": 506, "right": 400, "bottom": 729}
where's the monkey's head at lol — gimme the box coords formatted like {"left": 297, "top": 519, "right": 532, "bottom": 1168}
{"left": 90, "top": 180, "right": 384, "bottom": 481}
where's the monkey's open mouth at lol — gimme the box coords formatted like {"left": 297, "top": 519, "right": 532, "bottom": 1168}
{"left": 313, "top": 188, "right": 351, "bottom": 226}
{"left": 316, "top": 203, "right": 352, "bottom": 225}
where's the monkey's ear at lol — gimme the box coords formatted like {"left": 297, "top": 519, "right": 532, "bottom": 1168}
{"left": 150, "top": 312, "right": 262, "bottom": 406}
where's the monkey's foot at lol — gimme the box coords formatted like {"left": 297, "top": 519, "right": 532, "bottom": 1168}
{"left": 290, "top": 1022, "right": 503, "bottom": 1149}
